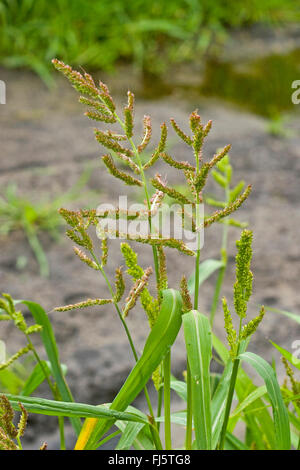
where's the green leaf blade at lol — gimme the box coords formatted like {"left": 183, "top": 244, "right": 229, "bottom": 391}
{"left": 183, "top": 310, "right": 212, "bottom": 449}
{"left": 76, "top": 288, "right": 183, "bottom": 450}
{"left": 239, "top": 352, "right": 291, "bottom": 450}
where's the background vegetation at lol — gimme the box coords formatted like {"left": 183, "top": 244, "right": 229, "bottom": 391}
{"left": 0, "top": 0, "right": 299, "bottom": 83}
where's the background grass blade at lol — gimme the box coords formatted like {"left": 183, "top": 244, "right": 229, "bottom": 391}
{"left": 75, "top": 288, "right": 183, "bottom": 450}
{"left": 183, "top": 310, "right": 212, "bottom": 449}
{"left": 188, "top": 259, "right": 224, "bottom": 295}
{"left": 22, "top": 300, "right": 81, "bottom": 435}
{"left": 115, "top": 422, "right": 145, "bottom": 450}
{"left": 170, "top": 378, "right": 187, "bottom": 402}
{"left": 229, "top": 385, "right": 267, "bottom": 419}
{"left": 225, "top": 432, "right": 249, "bottom": 450}
{"left": 115, "top": 406, "right": 155, "bottom": 450}
{"left": 265, "top": 306, "right": 300, "bottom": 325}
{"left": 20, "top": 361, "right": 68, "bottom": 397}
{"left": 211, "top": 361, "right": 233, "bottom": 449}
{"left": 270, "top": 340, "right": 300, "bottom": 370}
{"left": 239, "top": 352, "right": 291, "bottom": 450}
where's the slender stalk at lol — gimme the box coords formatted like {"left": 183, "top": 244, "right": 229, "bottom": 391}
{"left": 218, "top": 357, "right": 240, "bottom": 450}
{"left": 113, "top": 112, "right": 164, "bottom": 436}
{"left": 163, "top": 351, "right": 172, "bottom": 449}
{"left": 58, "top": 416, "right": 66, "bottom": 450}
{"left": 218, "top": 316, "right": 243, "bottom": 450}
{"left": 210, "top": 184, "right": 230, "bottom": 327}
{"left": 25, "top": 335, "right": 56, "bottom": 396}
{"left": 90, "top": 250, "right": 156, "bottom": 422}
{"left": 25, "top": 335, "right": 66, "bottom": 449}
{"left": 16, "top": 436, "right": 22, "bottom": 450}
{"left": 156, "top": 385, "right": 163, "bottom": 432}
{"left": 97, "top": 430, "right": 121, "bottom": 448}
{"left": 113, "top": 114, "right": 160, "bottom": 285}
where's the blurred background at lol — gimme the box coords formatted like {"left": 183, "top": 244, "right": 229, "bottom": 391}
{"left": 0, "top": 0, "right": 300, "bottom": 448}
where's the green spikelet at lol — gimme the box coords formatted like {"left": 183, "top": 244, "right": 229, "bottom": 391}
{"left": 180, "top": 276, "right": 193, "bottom": 313}
{"left": 0, "top": 294, "right": 42, "bottom": 337}
{"left": 121, "top": 243, "right": 159, "bottom": 327}
{"left": 194, "top": 163, "right": 210, "bottom": 192}
{"left": 170, "top": 118, "right": 193, "bottom": 146}
{"left": 140, "top": 290, "right": 160, "bottom": 329}
{"left": 122, "top": 267, "right": 152, "bottom": 318}
{"left": 94, "top": 129, "right": 134, "bottom": 158}
{"left": 17, "top": 403, "right": 28, "bottom": 438}
{"left": 54, "top": 298, "right": 113, "bottom": 312}
{"left": 282, "top": 357, "right": 300, "bottom": 407}
{"left": 193, "top": 124, "right": 204, "bottom": 159}
{"left": 114, "top": 267, "right": 125, "bottom": 302}
{"left": 124, "top": 92, "right": 134, "bottom": 139}
{"left": 203, "top": 120, "right": 212, "bottom": 137}
{"left": 189, "top": 110, "right": 201, "bottom": 132}
{"left": 66, "top": 226, "right": 93, "bottom": 251}
{"left": 101, "top": 236, "right": 108, "bottom": 266}
{"left": 137, "top": 115, "right": 152, "bottom": 153}
{"left": 209, "top": 145, "right": 231, "bottom": 170}
{"left": 120, "top": 243, "right": 144, "bottom": 280}
{"left": 157, "top": 245, "right": 168, "bottom": 294}
{"left": 160, "top": 152, "right": 195, "bottom": 171}
{"left": 143, "top": 122, "right": 167, "bottom": 170}
{"left": 102, "top": 154, "right": 143, "bottom": 187}
{"left": 0, "top": 396, "right": 29, "bottom": 449}
{"left": 0, "top": 344, "right": 33, "bottom": 371}
{"left": 0, "top": 395, "right": 17, "bottom": 439}
{"left": 240, "top": 306, "right": 265, "bottom": 339}
{"left": 73, "top": 247, "right": 98, "bottom": 270}
{"left": 151, "top": 174, "right": 192, "bottom": 205}
{"left": 203, "top": 185, "right": 252, "bottom": 228}
{"left": 233, "top": 229, "right": 253, "bottom": 319}
{"left": 222, "top": 297, "right": 238, "bottom": 359}
{"left": 85, "top": 110, "right": 116, "bottom": 123}
{"left": 152, "top": 366, "right": 162, "bottom": 391}
{"left": 25, "top": 325, "right": 43, "bottom": 335}
{"left": 52, "top": 59, "right": 99, "bottom": 98}
{"left": 0, "top": 427, "right": 18, "bottom": 450}
{"left": 59, "top": 208, "right": 80, "bottom": 228}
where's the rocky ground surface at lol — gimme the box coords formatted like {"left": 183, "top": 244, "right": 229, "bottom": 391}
{"left": 1, "top": 35, "right": 300, "bottom": 448}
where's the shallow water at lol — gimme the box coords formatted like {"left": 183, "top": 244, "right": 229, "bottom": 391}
{"left": 142, "top": 49, "right": 300, "bottom": 118}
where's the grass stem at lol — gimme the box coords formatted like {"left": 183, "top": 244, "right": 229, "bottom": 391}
{"left": 163, "top": 351, "right": 172, "bottom": 449}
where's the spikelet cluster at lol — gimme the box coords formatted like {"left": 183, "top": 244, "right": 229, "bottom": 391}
{"left": 121, "top": 243, "right": 159, "bottom": 328}
{"left": 123, "top": 267, "right": 153, "bottom": 318}
{"left": 282, "top": 358, "right": 300, "bottom": 408}
{"left": 180, "top": 276, "right": 193, "bottom": 313}
{"left": 234, "top": 230, "right": 253, "bottom": 319}
{"left": 52, "top": 61, "right": 254, "bottom": 371}
{"left": 0, "top": 293, "right": 42, "bottom": 371}
{"left": 222, "top": 230, "right": 266, "bottom": 359}
{"left": 53, "top": 60, "right": 252, "bottom": 269}
{"left": 0, "top": 395, "right": 28, "bottom": 450}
